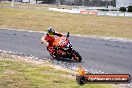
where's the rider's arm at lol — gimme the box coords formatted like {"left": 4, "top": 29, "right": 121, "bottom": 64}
{"left": 41, "top": 34, "right": 48, "bottom": 45}
{"left": 55, "top": 33, "right": 63, "bottom": 37}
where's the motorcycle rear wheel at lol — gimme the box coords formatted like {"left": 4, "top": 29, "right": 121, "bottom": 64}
{"left": 50, "top": 53, "right": 58, "bottom": 58}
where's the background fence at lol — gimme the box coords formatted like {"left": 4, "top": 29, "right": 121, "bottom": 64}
{"left": 49, "top": 7, "right": 132, "bottom": 17}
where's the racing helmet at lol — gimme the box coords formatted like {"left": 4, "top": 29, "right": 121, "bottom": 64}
{"left": 47, "top": 27, "right": 55, "bottom": 36}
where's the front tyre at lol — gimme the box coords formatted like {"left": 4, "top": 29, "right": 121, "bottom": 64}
{"left": 72, "top": 50, "right": 82, "bottom": 62}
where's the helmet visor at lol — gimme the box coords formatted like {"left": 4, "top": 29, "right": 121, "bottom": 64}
{"left": 48, "top": 33, "right": 54, "bottom": 37}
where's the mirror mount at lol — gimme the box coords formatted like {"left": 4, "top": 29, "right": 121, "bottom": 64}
{"left": 66, "top": 32, "right": 70, "bottom": 38}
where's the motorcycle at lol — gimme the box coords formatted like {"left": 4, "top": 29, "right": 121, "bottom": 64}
{"left": 42, "top": 32, "right": 82, "bottom": 62}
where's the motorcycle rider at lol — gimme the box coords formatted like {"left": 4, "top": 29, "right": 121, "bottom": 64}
{"left": 41, "top": 27, "right": 63, "bottom": 54}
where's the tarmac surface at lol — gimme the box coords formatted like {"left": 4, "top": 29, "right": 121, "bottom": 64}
{"left": 0, "top": 29, "right": 132, "bottom": 76}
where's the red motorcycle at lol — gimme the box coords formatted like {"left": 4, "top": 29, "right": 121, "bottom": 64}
{"left": 42, "top": 32, "right": 82, "bottom": 62}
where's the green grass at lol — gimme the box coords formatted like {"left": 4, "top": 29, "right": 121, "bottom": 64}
{"left": 0, "top": 56, "right": 114, "bottom": 88}
{"left": 0, "top": 2, "right": 132, "bottom": 39}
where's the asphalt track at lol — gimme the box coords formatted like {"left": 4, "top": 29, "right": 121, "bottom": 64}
{"left": 0, "top": 29, "right": 132, "bottom": 76}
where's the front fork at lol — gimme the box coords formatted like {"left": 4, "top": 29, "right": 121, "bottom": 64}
{"left": 66, "top": 47, "right": 74, "bottom": 59}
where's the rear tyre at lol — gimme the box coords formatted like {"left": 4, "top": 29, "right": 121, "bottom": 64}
{"left": 50, "top": 53, "right": 58, "bottom": 58}
{"left": 72, "top": 50, "right": 82, "bottom": 62}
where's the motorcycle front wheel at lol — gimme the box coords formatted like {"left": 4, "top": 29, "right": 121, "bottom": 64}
{"left": 71, "top": 50, "right": 82, "bottom": 62}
